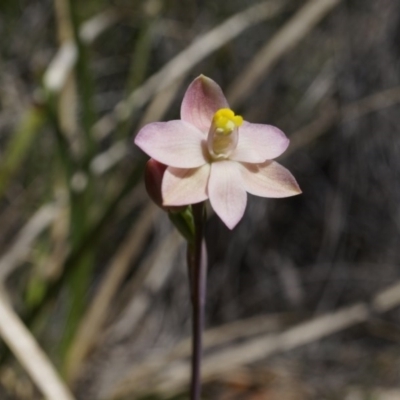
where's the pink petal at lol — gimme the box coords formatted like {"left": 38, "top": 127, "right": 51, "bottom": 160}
{"left": 208, "top": 161, "right": 247, "bottom": 229}
{"left": 135, "top": 120, "right": 207, "bottom": 168}
{"left": 230, "top": 122, "right": 289, "bottom": 163}
{"left": 239, "top": 161, "right": 301, "bottom": 198}
{"left": 162, "top": 164, "right": 211, "bottom": 206}
{"left": 181, "top": 75, "right": 229, "bottom": 132}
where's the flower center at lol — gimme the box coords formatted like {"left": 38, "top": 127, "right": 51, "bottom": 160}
{"left": 207, "top": 108, "right": 243, "bottom": 159}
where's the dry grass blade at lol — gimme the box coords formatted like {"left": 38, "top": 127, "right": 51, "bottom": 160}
{"left": 346, "top": 387, "right": 400, "bottom": 400}
{"left": 372, "top": 281, "right": 400, "bottom": 313}
{"left": 227, "top": 0, "right": 342, "bottom": 107}
{"left": 90, "top": 140, "right": 130, "bottom": 176}
{"left": 93, "top": 0, "right": 289, "bottom": 140}
{"left": 91, "top": 78, "right": 187, "bottom": 176}
{"left": 111, "top": 279, "right": 400, "bottom": 399}
{"left": 43, "top": 42, "right": 78, "bottom": 95}
{"left": 169, "top": 313, "right": 303, "bottom": 360}
{"left": 286, "top": 84, "right": 400, "bottom": 157}
{"left": 0, "top": 293, "right": 75, "bottom": 400}
{"left": 0, "top": 203, "right": 62, "bottom": 282}
{"left": 110, "top": 313, "right": 303, "bottom": 393}
{"left": 137, "top": 77, "right": 186, "bottom": 129}
{"left": 53, "top": 0, "right": 79, "bottom": 148}
{"left": 285, "top": 101, "right": 339, "bottom": 157}
{"left": 341, "top": 86, "right": 400, "bottom": 122}
{"left": 104, "top": 229, "right": 184, "bottom": 343}
{"left": 65, "top": 203, "right": 159, "bottom": 383}
{"left": 44, "top": 8, "right": 120, "bottom": 94}
{"left": 79, "top": 9, "right": 120, "bottom": 44}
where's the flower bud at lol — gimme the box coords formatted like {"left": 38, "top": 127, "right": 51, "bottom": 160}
{"left": 145, "top": 159, "right": 185, "bottom": 212}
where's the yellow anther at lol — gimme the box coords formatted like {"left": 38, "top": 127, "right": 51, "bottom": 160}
{"left": 213, "top": 108, "right": 243, "bottom": 135}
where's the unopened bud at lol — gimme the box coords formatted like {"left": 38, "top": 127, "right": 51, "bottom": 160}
{"left": 144, "top": 159, "right": 185, "bottom": 212}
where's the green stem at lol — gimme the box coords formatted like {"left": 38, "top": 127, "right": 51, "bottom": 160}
{"left": 68, "top": 0, "right": 96, "bottom": 158}
{"left": 0, "top": 105, "right": 46, "bottom": 200}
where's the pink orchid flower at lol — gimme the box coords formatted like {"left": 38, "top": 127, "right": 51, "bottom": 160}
{"left": 135, "top": 75, "right": 301, "bottom": 229}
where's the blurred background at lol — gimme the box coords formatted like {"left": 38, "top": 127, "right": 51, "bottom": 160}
{"left": 1, "top": 0, "right": 400, "bottom": 398}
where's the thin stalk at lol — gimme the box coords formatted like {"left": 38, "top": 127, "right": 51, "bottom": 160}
{"left": 117, "top": 18, "right": 156, "bottom": 139}
{"left": 68, "top": 0, "right": 97, "bottom": 158}
{"left": 0, "top": 105, "right": 46, "bottom": 200}
{"left": 187, "top": 202, "right": 207, "bottom": 400}
{"left": 46, "top": 95, "right": 91, "bottom": 351}
{"left": 53, "top": 0, "right": 97, "bottom": 361}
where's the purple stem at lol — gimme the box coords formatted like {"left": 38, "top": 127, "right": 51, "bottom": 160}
{"left": 188, "top": 202, "right": 207, "bottom": 400}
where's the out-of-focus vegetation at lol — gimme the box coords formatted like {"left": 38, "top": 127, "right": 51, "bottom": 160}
{"left": 1, "top": 0, "right": 400, "bottom": 399}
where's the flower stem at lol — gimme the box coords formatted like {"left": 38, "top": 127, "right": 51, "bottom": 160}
{"left": 187, "top": 202, "right": 207, "bottom": 400}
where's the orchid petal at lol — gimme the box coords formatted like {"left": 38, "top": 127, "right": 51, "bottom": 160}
{"left": 162, "top": 164, "right": 210, "bottom": 206}
{"left": 240, "top": 161, "right": 301, "bottom": 198}
{"left": 230, "top": 122, "right": 289, "bottom": 163}
{"left": 181, "top": 75, "right": 229, "bottom": 132}
{"left": 135, "top": 120, "right": 207, "bottom": 168}
{"left": 208, "top": 161, "right": 247, "bottom": 229}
